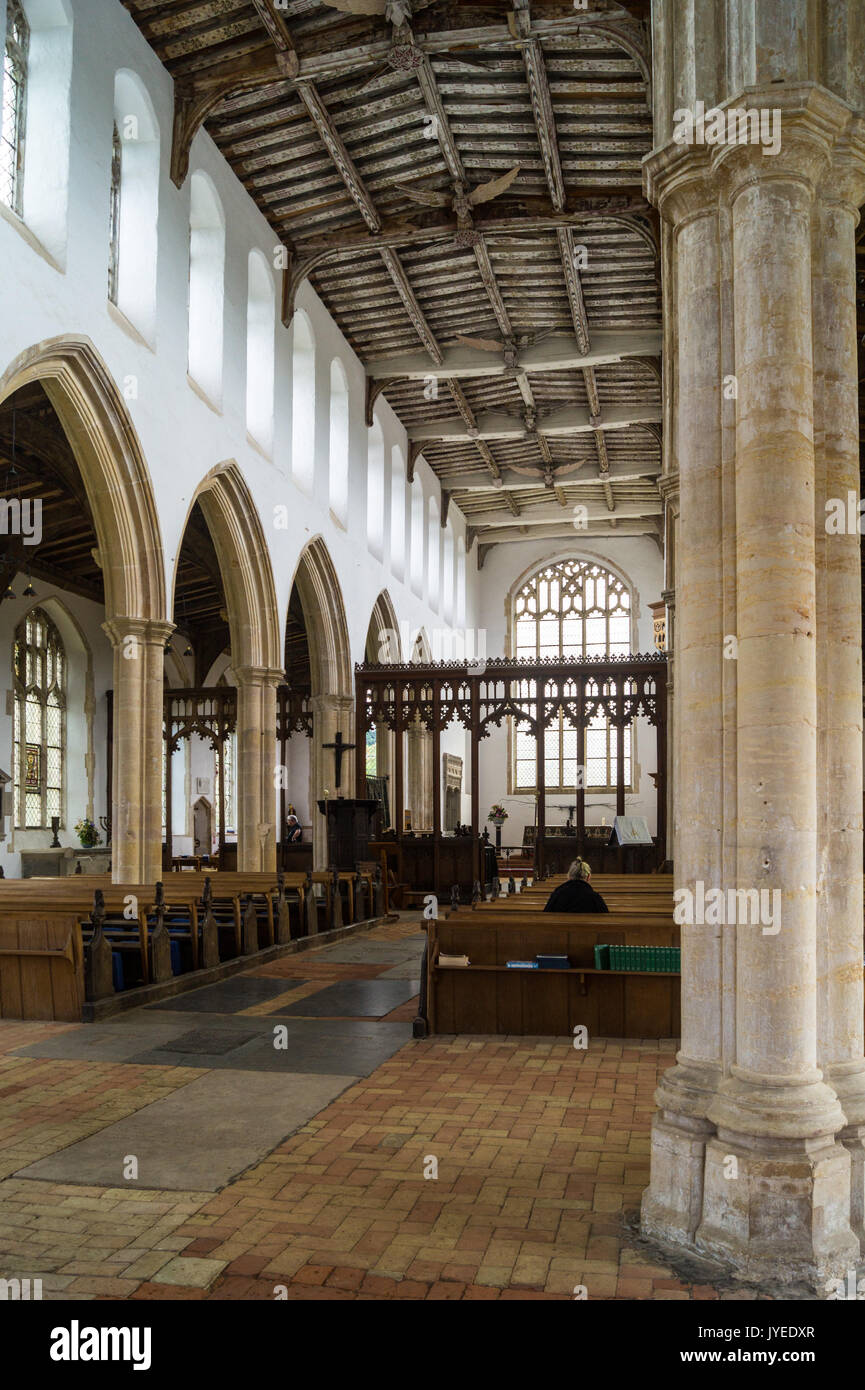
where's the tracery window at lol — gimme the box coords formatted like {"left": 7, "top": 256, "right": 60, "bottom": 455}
{"left": 13, "top": 609, "right": 65, "bottom": 829}
{"left": 1, "top": 0, "right": 29, "bottom": 214}
{"left": 107, "top": 122, "right": 122, "bottom": 303}
{"left": 511, "top": 559, "right": 632, "bottom": 793}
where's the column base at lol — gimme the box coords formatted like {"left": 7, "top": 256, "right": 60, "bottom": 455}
{"left": 640, "top": 1054, "right": 721, "bottom": 1248}
{"left": 695, "top": 1132, "right": 859, "bottom": 1286}
{"left": 641, "top": 1110, "right": 715, "bottom": 1250}
{"left": 826, "top": 1061, "right": 865, "bottom": 1255}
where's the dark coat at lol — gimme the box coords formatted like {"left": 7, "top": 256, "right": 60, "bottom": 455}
{"left": 543, "top": 878, "right": 609, "bottom": 914}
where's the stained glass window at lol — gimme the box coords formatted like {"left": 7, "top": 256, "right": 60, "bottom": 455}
{"left": 13, "top": 608, "right": 65, "bottom": 828}
{"left": 511, "top": 560, "right": 632, "bottom": 793}
{"left": 1, "top": 0, "right": 29, "bottom": 214}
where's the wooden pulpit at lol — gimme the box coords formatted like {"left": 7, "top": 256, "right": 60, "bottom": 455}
{"left": 317, "top": 798, "right": 380, "bottom": 870}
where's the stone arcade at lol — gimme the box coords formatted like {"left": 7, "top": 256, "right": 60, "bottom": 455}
{"left": 0, "top": 0, "right": 863, "bottom": 1313}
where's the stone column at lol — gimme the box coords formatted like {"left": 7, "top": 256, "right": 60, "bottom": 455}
{"left": 641, "top": 146, "right": 727, "bottom": 1249}
{"left": 696, "top": 93, "right": 859, "bottom": 1284}
{"left": 234, "top": 665, "right": 283, "bottom": 871}
{"left": 310, "top": 693, "right": 354, "bottom": 868}
{"left": 406, "top": 714, "right": 433, "bottom": 831}
{"left": 103, "top": 617, "right": 174, "bottom": 884}
{"left": 657, "top": 470, "right": 679, "bottom": 865}
{"left": 812, "top": 132, "right": 865, "bottom": 1250}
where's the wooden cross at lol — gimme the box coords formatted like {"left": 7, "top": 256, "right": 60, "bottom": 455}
{"left": 322, "top": 730, "right": 356, "bottom": 790}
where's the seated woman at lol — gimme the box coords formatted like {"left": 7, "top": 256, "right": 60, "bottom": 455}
{"left": 543, "top": 858, "right": 609, "bottom": 913}
{"left": 285, "top": 814, "right": 303, "bottom": 843}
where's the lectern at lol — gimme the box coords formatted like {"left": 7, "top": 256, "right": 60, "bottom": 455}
{"left": 317, "top": 798, "right": 379, "bottom": 870}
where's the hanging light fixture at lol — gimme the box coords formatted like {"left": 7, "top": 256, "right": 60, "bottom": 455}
{"left": 22, "top": 576, "right": 35, "bottom": 597}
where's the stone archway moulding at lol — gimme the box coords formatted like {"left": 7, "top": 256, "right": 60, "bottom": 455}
{"left": 177, "top": 461, "right": 282, "bottom": 674}
{"left": 290, "top": 535, "right": 352, "bottom": 699}
{"left": 0, "top": 336, "right": 168, "bottom": 883}
{"left": 0, "top": 335, "right": 166, "bottom": 622}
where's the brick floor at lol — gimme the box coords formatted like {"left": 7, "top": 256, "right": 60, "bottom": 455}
{"left": 0, "top": 923, "right": 773, "bottom": 1301}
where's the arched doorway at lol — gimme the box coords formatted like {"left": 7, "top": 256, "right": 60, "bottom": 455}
{"left": 0, "top": 336, "right": 166, "bottom": 882}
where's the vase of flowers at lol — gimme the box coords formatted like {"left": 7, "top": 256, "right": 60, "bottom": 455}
{"left": 74, "top": 817, "right": 101, "bottom": 849}
{"left": 487, "top": 804, "right": 508, "bottom": 851}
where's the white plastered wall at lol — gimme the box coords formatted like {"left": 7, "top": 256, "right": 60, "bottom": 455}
{"left": 0, "top": 0, "right": 478, "bottom": 865}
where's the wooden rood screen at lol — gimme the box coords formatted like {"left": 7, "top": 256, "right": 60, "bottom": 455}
{"left": 354, "top": 654, "right": 668, "bottom": 886}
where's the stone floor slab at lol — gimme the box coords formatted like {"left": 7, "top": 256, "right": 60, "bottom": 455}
{"left": 273, "top": 980, "right": 418, "bottom": 1018}
{"left": 13, "top": 1071, "right": 358, "bottom": 1191}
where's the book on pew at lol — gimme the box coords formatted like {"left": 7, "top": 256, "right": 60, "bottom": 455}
{"left": 506, "top": 960, "right": 538, "bottom": 969}
{"left": 536, "top": 954, "right": 570, "bottom": 970}
{"left": 438, "top": 953, "right": 470, "bottom": 968}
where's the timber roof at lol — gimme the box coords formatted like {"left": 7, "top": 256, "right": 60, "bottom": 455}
{"left": 123, "top": 0, "right": 662, "bottom": 556}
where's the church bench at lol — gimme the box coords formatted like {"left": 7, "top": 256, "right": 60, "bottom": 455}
{"left": 461, "top": 897, "right": 675, "bottom": 916}
{"left": 424, "top": 909, "right": 680, "bottom": 1038}
{"left": 0, "top": 882, "right": 204, "bottom": 982}
{"left": 0, "top": 916, "right": 86, "bottom": 1022}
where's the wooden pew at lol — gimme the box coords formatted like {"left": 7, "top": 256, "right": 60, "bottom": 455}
{"left": 0, "top": 880, "right": 204, "bottom": 984}
{"left": 425, "top": 907, "right": 680, "bottom": 1038}
{"left": 0, "top": 914, "right": 85, "bottom": 1021}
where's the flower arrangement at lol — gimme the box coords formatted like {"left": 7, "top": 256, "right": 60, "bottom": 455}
{"left": 487, "top": 804, "right": 509, "bottom": 823}
{"left": 74, "top": 817, "right": 101, "bottom": 849}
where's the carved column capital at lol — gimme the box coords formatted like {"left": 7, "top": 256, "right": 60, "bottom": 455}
{"left": 102, "top": 617, "right": 175, "bottom": 650}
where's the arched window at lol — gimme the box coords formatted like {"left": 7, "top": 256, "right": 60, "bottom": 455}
{"left": 246, "top": 249, "right": 275, "bottom": 449}
{"left": 291, "top": 310, "right": 315, "bottom": 492}
{"left": 367, "top": 418, "right": 385, "bottom": 559}
{"left": 1, "top": 0, "right": 29, "bottom": 214}
{"left": 390, "top": 448, "right": 405, "bottom": 579}
{"left": 443, "top": 523, "right": 454, "bottom": 623}
{"left": 107, "top": 123, "right": 122, "bottom": 302}
{"left": 188, "top": 172, "right": 225, "bottom": 404}
{"left": 511, "top": 559, "right": 632, "bottom": 793}
{"left": 410, "top": 479, "right": 424, "bottom": 596}
{"left": 328, "top": 359, "right": 349, "bottom": 525}
{"left": 427, "top": 494, "right": 440, "bottom": 608}
{"left": 13, "top": 607, "right": 65, "bottom": 829}
{"left": 110, "top": 70, "right": 160, "bottom": 338}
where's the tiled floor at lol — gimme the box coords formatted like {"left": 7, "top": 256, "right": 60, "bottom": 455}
{"left": 0, "top": 916, "right": 779, "bottom": 1300}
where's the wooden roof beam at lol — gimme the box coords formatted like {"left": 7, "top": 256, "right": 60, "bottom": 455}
{"left": 412, "top": 51, "right": 513, "bottom": 340}
{"left": 365, "top": 329, "right": 662, "bottom": 380}
{"left": 297, "top": 83, "right": 444, "bottom": 363}
{"left": 468, "top": 517, "right": 661, "bottom": 550}
{"left": 408, "top": 403, "right": 661, "bottom": 444}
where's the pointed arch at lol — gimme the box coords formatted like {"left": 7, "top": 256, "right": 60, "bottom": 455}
{"left": 366, "top": 589, "right": 402, "bottom": 663}
{"left": 0, "top": 335, "right": 165, "bottom": 621}
{"left": 290, "top": 536, "right": 351, "bottom": 699}
{"left": 175, "top": 461, "right": 281, "bottom": 672}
